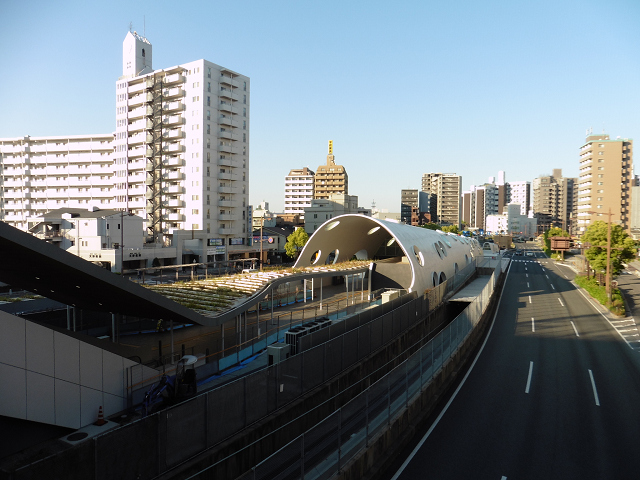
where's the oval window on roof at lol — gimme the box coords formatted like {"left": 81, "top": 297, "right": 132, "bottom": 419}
{"left": 367, "top": 226, "right": 381, "bottom": 235}
{"left": 310, "top": 250, "right": 322, "bottom": 265}
{"left": 325, "top": 249, "right": 339, "bottom": 264}
{"left": 433, "top": 242, "right": 442, "bottom": 259}
{"left": 438, "top": 241, "right": 448, "bottom": 257}
{"left": 326, "top": 221, "right": 340, "bottom": 231}
{"left": 413, "top": 245, "right": 424, "bottom": 266}
{"left": 386, "top": 237, "right": 396, "bottom": 246}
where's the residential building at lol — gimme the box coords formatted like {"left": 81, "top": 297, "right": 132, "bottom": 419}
{"left": 314, "top": 141, "right": 348, "bottom": 199}
{"left": 485, "top": 203, "right": 537, "bottom": 237}
{"left": 1, "top": 31, "right": 251, "bottom": 262}
{"left": 252, "top": 201, "right": 277, "bottom": 228}
{"left": 400, "top": 189, "right": 418, "bottom": 224}
{"left": 533, "top": 169, "right": 577, "bottom": 234}
{"left": 630, "top": 185, "right": 640, "bottom": 240}
{"left": 461, "top": 183, "right": 499, "bottom": 231}
{"left": 506, "top": 181, "right": 531, "bottom": 216}
{"left": 115, "top": 31, "right": 250, "bottom": 248}
{"left": 577, "top": 134, "right": 633, "bottom": 235}
{"left": 304, "top": 193, "right": 359, "bottom": 234}
{"left": 421, "top": 173, "right": 461, "bottom": 226}
{"left": 284, "top": 167, "right": 314, "bottom": 219}
{"left": 0, "top": 134, "right": 115, "bottom": 231}
{"left": 26, "top": 207, "right": 178, "bottom": 273}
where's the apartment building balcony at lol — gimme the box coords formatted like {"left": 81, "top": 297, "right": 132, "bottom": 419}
{"left": 163, "top": 213, "right": 185, "bottom": 222}
{"left": 162, "top": 143, "right": 184, "bottom": 153}
{"left": 163, "top": 87, "right": 185, "bottom": 99}
{"left": 162, "top": 101, "right": 185, "bottom": 113}
{"left": 219, "top": 102, "right": 235, "bottom": 113}
{"left": 218, "top": 186, "right": 235, "bottom": 194}
{"left": 218, "top": 115, "right": 239, "bottom": 127}
{"left": 218, "top": 227, "right": 234, "bottom": 235}
{"left": 164, "top": 185, "right": 185, "bottom": 194}
{"left": 218, "top": 144, "right": 237, "bottom": 155}
{"left": 218, "top": 130, "right": 237, "bottom": 141}
{"left": 166, "top": 171, "right": 185, "bottom": 181}
{"left": 219, "top": 214, "right": 235, "bottom": 221}
{"left": 128, "top": 119, "right": 153, "bottom": 132}
{"left": 129, "top": 105, "right": 153, "bottom": 120}
{"left": 128, "top": 146, "right": 150, "bottom": 158}
{"left": 218, "top": 172, "right": 237, "bottom": 181}
{"left": 218, "top": 157, "right": 236, "bottom": 167}
{"left": 218, "top": 200, "right": 234, "bottom": 207}
{"left": 219, "top": 75, "right": 238, "bottom": 88}
{"left": 164, "top": 157, "right": 185, "bottom": 167}
{"left": 163, "top": 199, "right": 185, "bottom": 208}
{"left": 164, "top": 73, "right": 186, "bottom": 85}
{"left": 128, "top": 132, "right": 148, "bottom": 146}
{"left": 163, "top": 129, "right": 185, "bottom": 140}
{"left": 162, "top": 115, "right": 185, "bottom": 126}
{"left": 129, "top": 92, "right": 153, "bottom": 107}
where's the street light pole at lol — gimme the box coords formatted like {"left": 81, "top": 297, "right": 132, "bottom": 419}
{"left": 260, "top": 215, "right": 264, "bottom": 271}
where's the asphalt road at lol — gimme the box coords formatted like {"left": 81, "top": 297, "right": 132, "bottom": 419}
{"left": 386, "top": 246, "right": 640, "bottom": 480}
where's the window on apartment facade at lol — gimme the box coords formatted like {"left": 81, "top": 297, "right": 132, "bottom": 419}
{"left": 208, "top": 68, "right": 212, "bottom": 79}
{"left": 207, "top": 110, "right": 211, "bottom": 120}
{"left": 207, "top": 124, "right": 211, "bottom": 134}
{"left": 207, "top": 96, "right": 211, "bottom": 106}
{"left": 243, "top": 121, "right": 246, "bottom": 130}
{"left": 243, "top": 108, "right": 246, "bottom": 117}
{"left": 243, "top": 81, "right": 247, "bottom": 91}
{"left": 243, "top": 95, "right": 246, "bottom": 104}
{"left": 208, "top": 82, "right": 211, "bottom": 93}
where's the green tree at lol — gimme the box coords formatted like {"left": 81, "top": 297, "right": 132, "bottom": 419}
{"left": 285, "top": 227, "right": 309, "bottom": 259}
{"left": 582, "top": 221, "right": 635, "bottom": 275}
{"left": 421, "top": 222, "right": 441, "bottom": 231}
{"left": 441, "top": 225, "right": 459, "bottom": 234}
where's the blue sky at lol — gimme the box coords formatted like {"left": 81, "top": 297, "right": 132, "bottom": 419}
{"left": 1, "top": 0, "right": 639, "bottom": 212}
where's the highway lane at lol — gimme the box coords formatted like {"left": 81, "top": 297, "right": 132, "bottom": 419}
{"left": 387, "top": 251, "right": 640, "bottom": 480}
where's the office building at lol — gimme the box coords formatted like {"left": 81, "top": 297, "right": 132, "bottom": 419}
{"left": 304, "top": 193, "right": 359, "bottom": 234}
{"left": 314, "top": 141, "right": 348, "bottom": 199}
{"left": 421, "top": 173, "right": 461, "bottom": 226}
{"left": 284, "top": 167, "right": 315, "bottom": 219}
{"left": 577, "top": 134, "right": 633, "bottom": 235}
{"left": 1, "top": 31, "right": 251, "bottom": 261}
{"left": 533, "top": 169, "right": 577, "bottom": 234}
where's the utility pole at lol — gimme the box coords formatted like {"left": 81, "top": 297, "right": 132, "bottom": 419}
{"left": 606, "top": 208, "right": 612, "bottom": 305}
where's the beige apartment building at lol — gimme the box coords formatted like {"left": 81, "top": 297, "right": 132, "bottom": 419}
{"left": 532, "top": 169, "right": 576, "bottom": 234}
{"left": 421, "top": 173, "right": 461, "bottom": 226}
{"left": 577, "top": 134, "right": 633, "bottom": 234}
{"left": 314, "top": 141, "right": 348, "bottom": 200}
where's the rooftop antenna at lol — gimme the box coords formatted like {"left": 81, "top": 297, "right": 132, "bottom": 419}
{"left": 129, "top": 22, "right": 133, "bottom": 33}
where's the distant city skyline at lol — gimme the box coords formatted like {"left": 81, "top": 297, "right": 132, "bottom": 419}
{"left": 1, "top": 0, "right": 639, "bottom": 212}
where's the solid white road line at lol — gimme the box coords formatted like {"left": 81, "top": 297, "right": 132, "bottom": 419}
{"left": 570, "top": 321, "right": 579, "bottom": 337}
{"left": 529, "top": 295, "right": 532, "bottom": 304}
{"left": 532, "top": 317, "right": 535, "bottom": 332}
{"left": 588, "top": 369, "right": 600, "bottom": 406}
{"left": 559, "top": 298, "right": 564, "bottom": 307}
{"left": 525, "top": 361, "right": 534, "bottom": 393}
{"left": 389, "top": 260, "right": 514, "bottom": 480}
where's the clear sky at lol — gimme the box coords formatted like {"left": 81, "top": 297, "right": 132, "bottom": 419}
{"left": 1, "top": 0, "right": 639, "bottom": 213}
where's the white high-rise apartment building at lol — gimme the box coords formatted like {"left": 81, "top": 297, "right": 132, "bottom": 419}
{"left": 284, "top": 167, "right": 314, "bottom": 219}
{"left": 115, "top": 31, "right": 250, "bottom": 243}
{"left": 0, "top": 32, "right": 251, "bottom": 255}
{"left": 0, "top": 134, "right": 115, "bottom": 231}
{"left": 507, "top": 181, "right": 530, "bottom": 216}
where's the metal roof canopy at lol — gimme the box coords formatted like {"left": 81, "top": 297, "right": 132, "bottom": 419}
{"left": 0, "top": 221, "right": 368, "bottom": 328}
{"left": 0, "top": 221, "right": 207, "bottom": 325}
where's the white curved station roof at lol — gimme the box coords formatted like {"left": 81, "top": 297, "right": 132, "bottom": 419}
{"left": 294, "top": 214, "right": 483, "bottom": 294}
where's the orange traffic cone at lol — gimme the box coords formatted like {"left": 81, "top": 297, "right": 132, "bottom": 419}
{"left": 94, "top": 406, "right": 107, "bottom": 426}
